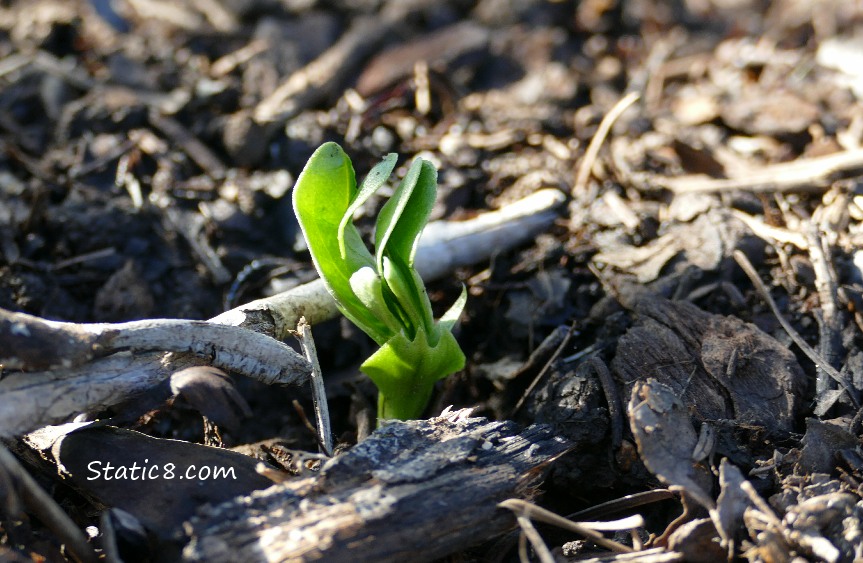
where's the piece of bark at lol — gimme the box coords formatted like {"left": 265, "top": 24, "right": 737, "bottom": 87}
{"left": 355, "top": 21, "right": 490, "bottom": 97}
{"left": 24, "top": 424, "right": 274, "bottom": 542}
{"left": 799, "top": 418, "right": 858, "bottom": 474}
{"left": 182, "top": 410, "right": 571, "bottom": 562}
{"left": 628, "top": 379, "right": 715, "bottom": 510}
{"left": 612, "top": 293, "right": 805, "bottom": 434}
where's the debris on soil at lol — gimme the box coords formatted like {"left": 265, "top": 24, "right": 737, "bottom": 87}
{"left": 3, "top": 0, "right": 863, "bottom": 561}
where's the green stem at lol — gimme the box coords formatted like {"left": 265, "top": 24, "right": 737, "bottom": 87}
{"left": 377, "top": 383, "right": 434, "bottom": 423}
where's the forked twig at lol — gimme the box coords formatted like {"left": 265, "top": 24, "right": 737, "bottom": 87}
{"left": 0, "top": 189, "right": 565, "bottom": 439}
{"left": 0, "top": 311, "right": 309, "bottom": 385}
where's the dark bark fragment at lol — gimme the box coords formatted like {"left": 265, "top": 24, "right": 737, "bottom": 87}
{"left": 182, "top": 412, "right": 570, "bottom": 563}
{"left": 612, "top": 294, "right": 805, "bottom": 434}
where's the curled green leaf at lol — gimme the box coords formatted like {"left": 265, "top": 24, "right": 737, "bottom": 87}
{"left": 338, "top": 153, "right": 397, "bottom": 259}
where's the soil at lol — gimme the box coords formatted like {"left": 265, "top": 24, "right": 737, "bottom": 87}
{"left": 3, "top": 0, "right": 863, "bottom": 561}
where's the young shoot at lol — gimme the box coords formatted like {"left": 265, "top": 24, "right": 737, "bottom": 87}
{"left": 292, "top": 142, "right": 466, "bottom": 421}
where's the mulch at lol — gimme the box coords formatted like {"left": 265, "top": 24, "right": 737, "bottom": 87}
{"left": 2, "top": 0, "right": 863, "bottom": 561}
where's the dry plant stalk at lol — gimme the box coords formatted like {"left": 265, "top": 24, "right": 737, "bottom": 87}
{"left": 0, "top": 189, "right": 565, "bottom": 438}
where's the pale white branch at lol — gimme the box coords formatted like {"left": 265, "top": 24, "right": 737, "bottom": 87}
{"left": 1, "top": 189, "right": 565, "bottom": 438}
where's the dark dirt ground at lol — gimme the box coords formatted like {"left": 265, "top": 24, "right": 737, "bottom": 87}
{"left": 3, "top": 0, "right": 863, "bottom": 561}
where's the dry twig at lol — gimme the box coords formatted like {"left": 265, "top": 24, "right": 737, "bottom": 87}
{"left": 573, "top": 91, "right": 641, "bottom": 195}
{"left": 0, "top": 189, "right": 565, "bottom": 438}
{"left": 0, "top": 446, "right": 99, "bottom": 563}
{"left": 659, "top": 148, "right": 863, "bottom": 194}
{"left": 515, "top": 514, "right": 555, "bottom": 563}
{"left": 499, "top": 498, "right": 638, "bottom": 554}
{"left": 0, "top": 311, "right": 309, "bottom": 382}
{"left": 253, "top": 16, "right": 393, "bottom": 122}
{"left": 295, "top": 318, "right": 332, "bottom": 456}
{"left": 806, "top": 224, "right": 845, "bottom": 400}
{"left": 733, "top": 250, "right": 859, "bottom": 408}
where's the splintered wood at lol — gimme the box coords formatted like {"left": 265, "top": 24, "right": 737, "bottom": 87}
{"left": 182, "top": 412, "right": 570, "bottom": 563}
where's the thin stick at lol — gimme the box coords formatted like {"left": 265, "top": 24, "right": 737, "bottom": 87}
{"left": 297, "top": 318, "right": 333, "bottom": 456}
{"left": 514, "top": 514, "right": 555, "bottom": 563}
{"left": 573, "top": 91, "right": 640, "bottom": 195}
{"left": 148, "top": 108, "right": 227, "bottom": 179}
{"left": 517, "top": 527, "right": 529, "bottom": 563}
{"left": 291, "top": 400, "right": 330, "bottom": 455}
{"left": 733, "top": 250, "right": 859, "bottom": 407}
{"left": 509, "top": 322, "right": 577, "bottom": 418}
{"left": 155, "top": 199, "right": 232, "bottom": 285}
{"left": 731, "top": 210, "right": 808, "bottom": 249}
{"left": 99, "top": 510, "right": 122, "bottom": 563}
{"left": 210, "top": 39, "right": 268, "bottom": 78}
{"left": 806, "top": 224, "right": 845, "bottom": 397}
{"left": 659, "top": 147, "right": 863, "bottom": 194}
{"left": 499, "top": 499, "right": 634, "bottom": 554}
{"left": 0, "top": 446, "right": 99, "bottom": 563}
{"left": 568, "top": 489, "right": 675, "bottom": 521}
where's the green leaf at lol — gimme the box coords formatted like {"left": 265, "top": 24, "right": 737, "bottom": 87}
{"left": 360, "top": 326, "right": 465, "bottom": 420}
{"left": 438, "top": 285, "right": 467, "bottom": 335}
{"left": 381, "top": 255, "right": 434, "bottom": 338}
{"left": 375, "top": 159, "right": 437, "bottom": 271}
{"left": 292, "top": 142, "right": 390, "bottom": 344}
{"left": 338, "top": 153, "right": 397, "bottom": 259}
{"left": 348, "top": 267, "right": 403, "bottom": 340}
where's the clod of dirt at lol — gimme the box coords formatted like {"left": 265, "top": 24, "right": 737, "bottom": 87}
{"left": 799, "top": 418, "right": 858, "bottom": 474}
{"left": 519, "top": 359, "right": 616, "bottom": 489}
{"left": 668, "top": 518, "right": 726, "bottom": 563}
{"left": 721, "top": 89, "right": 821, "bottom": 136}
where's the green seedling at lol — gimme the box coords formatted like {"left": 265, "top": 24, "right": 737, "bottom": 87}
{"left": 293, "top": 142, "right": 466, "bottom": 421}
